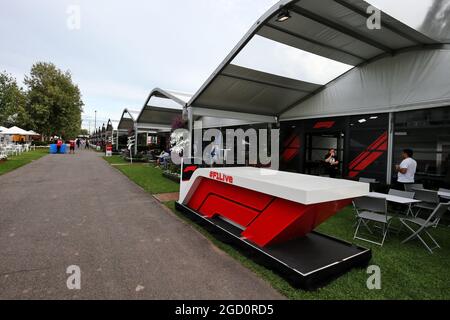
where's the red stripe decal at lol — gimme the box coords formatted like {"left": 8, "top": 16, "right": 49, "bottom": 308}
{"left": 348, "top": 131, "right": 388, "bottom": 178}
{"left": 183, "top": 165, "right": 198, "bottom": 173}
{"left": 313, "top": 121, "right": 335, "bottom": 129}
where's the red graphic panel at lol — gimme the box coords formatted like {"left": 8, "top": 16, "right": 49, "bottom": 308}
{"left": 187, "top": 178, "right": 352, "bottom": 247}
{"left": 282, "top": 134, "right": 301, "bottom": 163}
{"left": 242, "top": 198, "right": 351, "bottom": 247}
{"left": 348, "top": 132, "right": 388, "bottom": 178}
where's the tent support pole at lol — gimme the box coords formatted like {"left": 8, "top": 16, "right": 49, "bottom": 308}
{"left": 386, "top": 112, "right": 394, "bottom": 185}
{"left": 134, "top": 122, "right": 138, "bottom": 156}
{"left": 187, "top": 107, "right": 193, "bottom": 159}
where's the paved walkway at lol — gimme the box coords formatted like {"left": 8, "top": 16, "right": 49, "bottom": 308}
{"left": 0, "top": 149, "right": 283, "bottom": 299}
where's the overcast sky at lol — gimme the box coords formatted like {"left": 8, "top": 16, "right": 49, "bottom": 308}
{"left": 0, "top": 0, "right": 278, "bottom": 130}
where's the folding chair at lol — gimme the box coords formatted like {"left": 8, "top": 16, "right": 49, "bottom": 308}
{"left": 412, "top": 189, "right": 440, "bottom": 218}
{"left": 439, "top": 188, "right": 450, "bottom": 201}
{"left": 404, "top": 183, "right": 423, "bottom": 192}
{"left": 359, "top": 177, "right": 378, "bottom": 191}
{"left": 352, "top": 200, "right": 372, "bottom": 230}
{"left": 354, "top": 196, "right": 392, "bottom": 246}
{"left": 400, "top": 203, "right": 450, "bottom": 253}
{"left": 359, "top": 177, "right": 377, "bottom": 183}
{"left": 388, "top": 189, "right": 415, "bottom": 216}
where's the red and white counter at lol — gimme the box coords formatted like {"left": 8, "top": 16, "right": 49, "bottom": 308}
{"left": 176, "top": 165, "right": 372, "bottom": 289}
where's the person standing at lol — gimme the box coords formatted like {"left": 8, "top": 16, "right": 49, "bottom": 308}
{"left": 324, "top": 148, "right": 339, "bottom": 178}
{"left": 69, "top": 139, "right": 76, "bottom": 154}
{"left": 395, "top": 149, "right": 417, "bottom": 188}
{"left": 56, "top": 139, "right": 63, "bottom": 154}
{"left": 76, "top": 138, "right": 81, "bottom": 149}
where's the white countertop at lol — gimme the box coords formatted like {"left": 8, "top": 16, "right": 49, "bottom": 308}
{"left": 180, "top": 167, "right": 369, "bottom": 205}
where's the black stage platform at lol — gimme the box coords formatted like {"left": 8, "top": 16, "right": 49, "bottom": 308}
{"left": 175, "top": 202, "right": 372, "bottom": 290}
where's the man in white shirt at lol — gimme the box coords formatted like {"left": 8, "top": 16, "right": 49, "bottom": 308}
{"left": 396, "top": 149, "right": 417, "bottom": 187}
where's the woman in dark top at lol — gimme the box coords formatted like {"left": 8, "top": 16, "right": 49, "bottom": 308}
{"left": 324, "top": 148, "right": 339, "bottom": 178}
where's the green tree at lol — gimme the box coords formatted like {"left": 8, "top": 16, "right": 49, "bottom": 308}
{"left": 25, "top": 62, "right": 83, "bottom": 139}
{"left": 0, "top": 71, "right": 30, "bottom": 128}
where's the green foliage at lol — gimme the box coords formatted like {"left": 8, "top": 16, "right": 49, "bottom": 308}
{"left": 31, "top": 141, "right": 51, "bottom": 146}
{"left": 0, "top": 71, "right": 29, "bottom": 128}
{"left": 167, "top": 162, "right": 181, "bottom": 174}
{"left": 25, "top": 62, "right": 83, "bottom": 139}
{"left": 1, "top": 63, "right": 84, "bottom": 139}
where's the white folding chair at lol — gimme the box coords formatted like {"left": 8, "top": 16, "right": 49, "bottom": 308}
{"left": 412, "top": 189, "right": 440, "bottom": 219}
{"left": 359, "top": 177, "right": 378, "bottom": 191}
{"left": 400, "top": 203, "right": 450, "bottom": 253}
{"left": 388, "top": 189, "right": 415, "bottom": 217}
{"left": 405, "top": 183, "right": 423, "bottom": 192}
{"left": 354, "top": 196, "right": 392, "bottom": 246}
{"left": 439, "top": 188, "right": 450, "bottom": 201}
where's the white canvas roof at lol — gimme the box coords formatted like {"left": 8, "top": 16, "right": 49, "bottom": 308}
{"left": 27, "top": 130, "right": 40, "bottom": 136}
{"left": 2, "top": 126, "right": 33, "bottom": 135}
{"left": 281, "top": 46, "right": 450, "bottom": 120}
{"left": 143, "top": 88, "right": 192, "bottom": 109}
{"left": 117, "top": 109, "right": 141, "bottom": 131}
{"left": 136, "top": 88, "right": 192, "bottom": 131}
{"left": 188, "top": 0, "right": 449, "bottom": 119}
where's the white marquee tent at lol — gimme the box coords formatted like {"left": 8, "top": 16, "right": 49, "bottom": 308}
{"left": 1, "top": 126, "right": 39, "bottom": 136}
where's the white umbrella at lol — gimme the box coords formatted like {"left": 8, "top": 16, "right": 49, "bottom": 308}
{"left": 0, "top": 126, "right": 8, "bottom": 133}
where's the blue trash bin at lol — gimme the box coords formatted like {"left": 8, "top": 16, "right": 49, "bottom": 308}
{"left": 50, "top": 144, "right": 67, "bottom": 154}
{"left": 49, "top": 144, "right": 57, "bottom": 154}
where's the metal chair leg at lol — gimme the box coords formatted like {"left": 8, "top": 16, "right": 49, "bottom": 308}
{"left": 400, "top": 220, "right": 440, "bottom": 253}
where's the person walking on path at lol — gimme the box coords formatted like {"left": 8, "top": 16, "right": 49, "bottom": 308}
{"left": 69, "top": 139, "right": 76, "bottom": 154}
{"left": 76, "top": 138, "right": 81, "bottom": 149}
{"left": 56, "top": 139, "right": 63, "bottom": 154}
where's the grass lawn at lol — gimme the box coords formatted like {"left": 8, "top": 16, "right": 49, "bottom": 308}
{"left": 103, "top": 155, "right": 450, "bottom": 299}
{"left": 103, "top": 155, "right": 129, "bottom": 165}
{"left": 0, "top": 148, "right": 48, "bottom": 176}
{"left": 103, "top": 156, "right": 179, "bottom": 194}
{"left": 164, "top": 201, "right": 450, "bottom": 300}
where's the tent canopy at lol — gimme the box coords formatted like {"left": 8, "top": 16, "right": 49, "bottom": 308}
{"left": 142, "top": 88, "right": 192, "bottom": 110}
{"left": 136, "top": 88, "right": 192, "bottom": 132}
{"left": 281, "top": 46, "right": 450, "bottom": 120}
{"left": 27, "top": 130, "right": 40, "bottom": 136}
{"left": 117, "top": 109, "right": 140, "bottom": 132}
{"left": 2, "top": 126, "right": 35, "bottom": 136}
{"left": 188, "top": 0, "right": 449, "bottom": 119}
